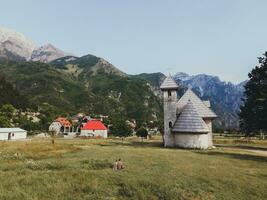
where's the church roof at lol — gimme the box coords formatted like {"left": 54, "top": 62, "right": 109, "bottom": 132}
{"left": 177, "top": 89, "right": 217, "bottom": 118}
{"left": 172, "top": 100, "right": 210, "bottom": 133}
{"left": 160, "top": 75, "right": 179, "bottom": 90}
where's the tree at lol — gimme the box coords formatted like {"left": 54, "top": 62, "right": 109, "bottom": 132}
{"left": 0, "top": 115, "right": 11, "bottom": 127}
{"left": 0, "top": 104, "right": 15, "bottom": 118}
{"left": 110, "top": 118, "right": 132, "bottom": 138}
{"left": 136, "top": 127, "right": 148, "bottom": 141}
{"left": 239, "top": 52, "right": 267, "bottom": 135}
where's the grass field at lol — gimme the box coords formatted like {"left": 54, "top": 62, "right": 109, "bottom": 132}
{"left": 0, "top": 136, "right": 267, "bottom": 200}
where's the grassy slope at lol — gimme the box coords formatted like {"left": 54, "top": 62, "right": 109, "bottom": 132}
{"left": 0, "top": 138, "right": 266, "bottom": 200}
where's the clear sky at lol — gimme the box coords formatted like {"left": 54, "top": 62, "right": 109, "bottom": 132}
{"left": 1, "top": 0, "right": 267, "bottom": 83}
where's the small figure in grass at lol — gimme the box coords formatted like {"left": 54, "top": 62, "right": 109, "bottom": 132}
{"left": 117, "top": 158, "right": 125, "bottom": 170}
{"left": 112, "top": 160, "right": 118, "bottom": 171}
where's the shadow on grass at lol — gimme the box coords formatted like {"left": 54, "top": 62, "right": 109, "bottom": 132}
{"left": 215, "top": 144, "right": 267, "bottom": 151}
{"left": 195, "top": 151, "right": 267, "bottom": 163}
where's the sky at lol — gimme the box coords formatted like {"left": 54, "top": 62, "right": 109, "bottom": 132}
{"left": 1, "top": 0, "right": 267, "bottom": 83}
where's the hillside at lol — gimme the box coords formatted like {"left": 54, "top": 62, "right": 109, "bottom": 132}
{"left": 0, "top": 71, "right": 33, "bottom": 109}
{"left": 0, "top": 60, "right": 162, "bottom": 127}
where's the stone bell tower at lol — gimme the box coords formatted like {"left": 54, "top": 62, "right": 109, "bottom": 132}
{"left": 160, "top": 75, "right": 179, "bottom": 147}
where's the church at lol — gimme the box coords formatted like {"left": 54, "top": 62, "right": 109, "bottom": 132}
{"left": 160, "top": 76, "right": 217, "bottom": 149}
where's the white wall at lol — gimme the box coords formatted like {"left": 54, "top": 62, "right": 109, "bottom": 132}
{"left": 80, "top": 130, "right": 108, "bottom": 138}
{"left": 174, "top": 133, "right": 210, "bottom": 149}
{"left": 0, "top": 133, "right": 8, "bottom": 140}
{"left": 12, "top": 131, "right": 27, "bottom": 140}
{"left": 204, "top": 119, "right": 213, "bottom": 147}
{"left": 0, "top": 131, "right": 27, "bottom": 140}
{"left": 48, "top": 122, "right": 61, "bottom": 134}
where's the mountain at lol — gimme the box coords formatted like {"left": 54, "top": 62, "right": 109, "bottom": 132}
{"left": 0, "top": 27, "right": 36, "bottom": 61}
{"left": 0, "top": 27, "right": 246, "bottom": 130}
{"left": 30, "top": 43, "right": 73, "bottom": 63}
{"left": 174, "top": 73, "right": 246, "bottom": 130}
{"left": 0, "top": 60, "right": 162, "bottom": 127}
{"left": 0, "top": 27, "right": 72, "bottom": 63}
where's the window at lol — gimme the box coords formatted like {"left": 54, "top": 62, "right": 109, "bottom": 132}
{"left": 169, "top": 121, "right": 172, "bottom": 128}
{"left": 168, "top": 90, "right": 171, "bottom": 97}
{"left": 12, "top": 133, "right": 14, "bottom": 136}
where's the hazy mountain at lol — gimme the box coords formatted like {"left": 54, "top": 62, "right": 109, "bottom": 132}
{"left": 0, "top": 27, "right": 72, "bottom": 63}
{"left": 0, "top": 27, "right": 36, "bottom": 61}
{"left": 30, "top": 43, "right": 73, "bottom": 63}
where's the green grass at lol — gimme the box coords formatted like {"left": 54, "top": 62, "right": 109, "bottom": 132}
{"left": 0, "top": 137, "right": 267, "bottom": 200}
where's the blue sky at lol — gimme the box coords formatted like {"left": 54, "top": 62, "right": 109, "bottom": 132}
{"left": 1, "top": 0, "right": 267, "bottom": 83}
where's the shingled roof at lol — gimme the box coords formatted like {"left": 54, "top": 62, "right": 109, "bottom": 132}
{"left": 160, "top": 75, "right": 179, "bottom": 90}
{"left": 172, "top": 100, "right": 210, "bottom": 133}
{"left": 177, "top": 89, "right": 217, "bottom": 118}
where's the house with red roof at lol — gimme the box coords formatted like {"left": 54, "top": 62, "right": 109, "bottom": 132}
{"left": 80, "top": 119, "right": 108, "bottom": 138}
{"left": 48, "top": 117, "right": 72, "bottom": 134}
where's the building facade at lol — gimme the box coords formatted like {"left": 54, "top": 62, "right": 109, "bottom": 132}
{"left": 0, "top": 128, "right": 27, "bottom": 140}
{"left": 80, "top": 120, "right": 108, "bottom": 138}
{"left": 160, "top": 76, "right": 217, "bottom": 149}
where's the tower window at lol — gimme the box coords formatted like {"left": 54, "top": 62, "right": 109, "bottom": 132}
{"left": 169, "top": 121, "right": 172, "bottom": 128}
{"left": 168, "top": 90, "right": 171, "bottom": 97}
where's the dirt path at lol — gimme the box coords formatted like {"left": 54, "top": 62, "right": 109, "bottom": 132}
{"left": 247, "top": 150, "right": 267, "bottom": 156}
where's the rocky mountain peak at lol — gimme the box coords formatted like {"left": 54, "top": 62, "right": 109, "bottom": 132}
{"left": 0, "top": 27, "right": 36, "bottom": 60}
{"left": 30, "top": 43, "right": 73, "bottom": 63}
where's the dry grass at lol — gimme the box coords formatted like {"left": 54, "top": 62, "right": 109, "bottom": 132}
{"left": 0, "top": 137, "right": 266, "bottom": 200}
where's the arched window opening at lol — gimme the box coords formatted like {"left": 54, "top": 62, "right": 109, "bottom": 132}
{"left": 169, "top": 121, "right": 172, "bottom": 128}
{"left": 168, "top": 90, "right": 172, "bottom": 97}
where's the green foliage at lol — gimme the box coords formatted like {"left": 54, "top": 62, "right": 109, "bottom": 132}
{"left": 239, "top": 52, "right": 267, "bottom": 135}
{"left": 110, "top": 116, "right": 132, "bottom": 137}
{"left": 0, "top": 72, "right": 33, "bottom": 109}
{"left": 0, "top": 60, "right": 163, "bottom": 130}
{"left": 0, "top": 115, "right": 11, "bottom": 127}
{"left": 136, "top": 127, "right": 148, "bottom": 138}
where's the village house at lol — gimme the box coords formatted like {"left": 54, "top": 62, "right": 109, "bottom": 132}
{"left": 80, "top": 119, "right": 108, "bottom": 138}
{"left": 160, "top": 76, "right": 217, "bottom": 149}
{"left": 0, "top": 128, "right": 27, "bottom": 140}
{"left": 48, "top": 117, "right": 72, "bottom": 134}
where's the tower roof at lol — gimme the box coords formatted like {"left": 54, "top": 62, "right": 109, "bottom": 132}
{"left": 160, "top": 75, "right": 178, "bottom": 90}
{"left": 172, "top": 100, "right": 210, "bottom": 133}
{"left": 177, "top": 89, "right": 217, "bottom": 118}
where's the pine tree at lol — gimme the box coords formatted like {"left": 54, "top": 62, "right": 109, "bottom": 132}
{"left": 239, "top": 52, "right": 267, "bottom": 135}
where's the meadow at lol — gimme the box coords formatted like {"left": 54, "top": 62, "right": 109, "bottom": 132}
{"left": 0, "top": 136, "right": 267, "bottom": 200}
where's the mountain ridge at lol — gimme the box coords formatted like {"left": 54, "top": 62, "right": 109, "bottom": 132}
{"left": 0, "top": 28, "right": 246, "bottom": 130}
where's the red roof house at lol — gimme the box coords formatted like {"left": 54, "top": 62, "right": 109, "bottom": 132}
{"left": 80, "top": 120, "right": 108, "bottom": 138}
{"left": 55, "top": 117, "right": 71, "bottom": 128}
{"left": 81, "top": 120, "right": 107, "bottom": 130}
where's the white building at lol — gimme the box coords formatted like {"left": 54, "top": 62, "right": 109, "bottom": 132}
{"left": 160, "top": 76, "right": 217, "bottom": 149}
{"left": 48, "top": 122, "right": 62, "bottom": 134}
{"left": 80, "top": 120, "right": 108, "bottom": 138}
{"left": 0, "top": 128, "right": 27, "bottom": 140}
